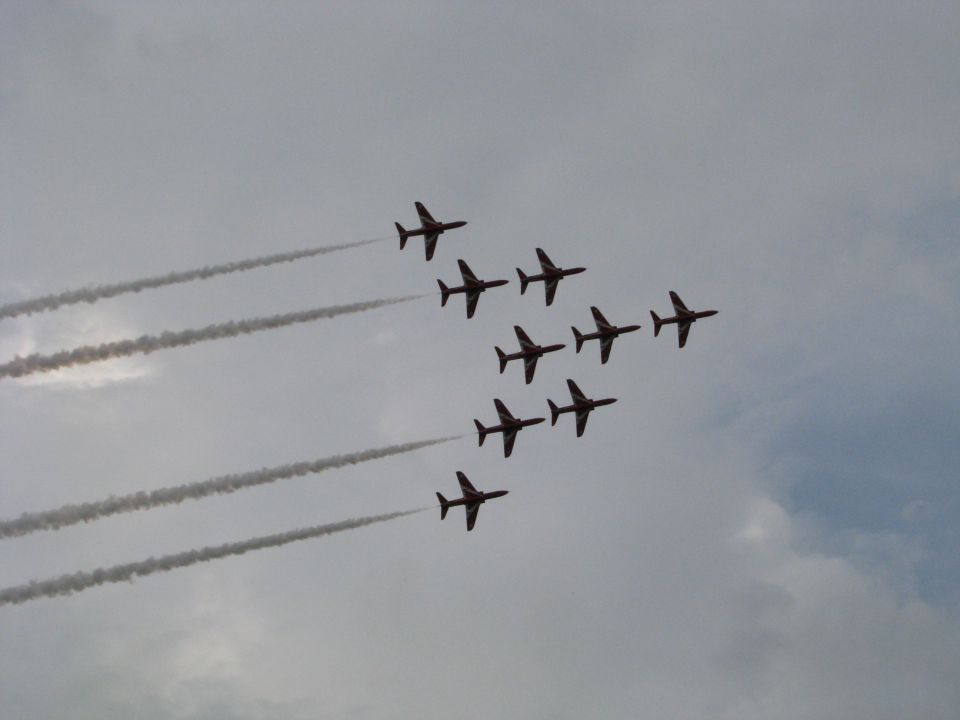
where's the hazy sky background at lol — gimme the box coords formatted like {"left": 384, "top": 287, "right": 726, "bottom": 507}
{"left": 2, "top": 2, "right": 959, "bottom": 718}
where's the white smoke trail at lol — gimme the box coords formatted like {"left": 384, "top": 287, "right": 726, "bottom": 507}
{"left": 0, "top": 436, "right": 459, "bottom": 538}
{"left": 0, "top": 509, "right": 425, "bottom": 606}
{"left": 0, "top": 295, "right": 423, "bottom": 379}
{"left": 0, "top": 237, "right": 388, "bottom": 320}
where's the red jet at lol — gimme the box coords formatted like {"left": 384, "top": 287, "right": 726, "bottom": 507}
{"left": 650, "top": 291, "right": 718, "bottom": 348}
{"left": 474, "top": 399, "right": 545, "bottom": 458}
{"left": 438, "top": 259, "right": 509, "bottom": 319}
{"left": 572, "top": 306, "right": 642, "bottom": 364}
{"left": 395, "top": 201, "right": 467, "bottom": 261}
{"left": 495, "top": 325, "right": 566, "bottom": 384}
{"left": 547, "top": 379, "right": 618, "bottom": 437}
{"left": 516, "top": 248, "right": 585, "bottom": 306}
{"left": 436, "top": 471, "right": 508, "bottom": 531}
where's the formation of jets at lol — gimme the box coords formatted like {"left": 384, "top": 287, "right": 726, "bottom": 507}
{"left": 395, "top": 201, "right": 718, "bottom": 529}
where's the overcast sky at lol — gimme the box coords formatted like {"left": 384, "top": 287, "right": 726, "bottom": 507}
{"left": 2, "top": 2, "right": 959, "bottom": 718}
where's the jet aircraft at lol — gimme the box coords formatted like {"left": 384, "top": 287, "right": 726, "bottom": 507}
{"left": 474, "top": 399, "right": 545, "bottom": 458}
{"left": 547, "top": 379, "right": 617, "bottom": 437}
{"left": 436, "top": 471, "right": 508, "bottom": 532}
{"left": 395, "top": 201, "right": 467, "bottom": 261}
{"left": 650, "top": 291, "right": 718, "bottom": 348}
{"left": 438, "top": 259, "right": 509, "bottom": 319}
{"left": 495, "top": 325, "right": 566, "bottom": 384}
{"left": 516, "top": 248, "right": 585, "bottom": 306}
{"left": 572, "top": 306, "right": 642, "bottom": 364}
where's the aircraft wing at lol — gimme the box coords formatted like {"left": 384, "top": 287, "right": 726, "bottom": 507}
{"left": 678, "top": 320, "right": 692, "bottom": 348}
{"left": 502, "top": 428, "right": 517, "bottom": 458}
{"left": 575, "top": 408, "right": 591, "bottom": 437}
{"left": 536, "top": 248, "right": 559, "bottom": 273}
{"left": 465, "top": 290, "right": 480, "bottom": 319}
{"left": 458, "top": 259, "right": 479, "bottom": 285}
{"left": 465, "top": 502, "right": 481, "bottom": 531}
{"left": 523, "top": 354, "right": 539, "bottom": 384}
{"left": 544, "top": 278, "right": 559, "bottom": 306}
{"left": 600, "top": 336, "right": 614, "bottom": 364}
{"left": 514, "top": 325, "right": 536, "bottom": 350}
{"left": 416, "top": 201, "right": 439, "bottom": 226}
{"left": 423, "top": 232, "right": 440, "bottom": 261}
{"left": 456, "top": 471, "right": 481, "bottom": 498}
{"left": 670, "top": 291, "right": 692, "bottom": 316}
{"left": 591, "top": 306, "right": 612, "bottom": 330}
{"left": 494, "top": 399, "right": 517, "bottom": 423}
{"left": 567, "top": 379, "right": 588, "bottom": 404}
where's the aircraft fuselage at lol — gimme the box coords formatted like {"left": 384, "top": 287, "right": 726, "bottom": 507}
{"left": 441, "top": 489, "right": 508, "bottom": 508}
{"left": 525, "top": 266, "right": 586, "bottom": 283}
{"left": 581, "top": 324, "right": 641, "bottom": 342}
{"left": 446, "top": 278, "right": 509, "bottom": 295}
{"left": 486, "top": 417, "right": 545, "bottom": 434}
{"left": 503, "top": 343, "right": 566, "bottom": 363}
{"left": 402, "top": 220, "right": 467, "bottom": 237}
{"left": 554, "top": 397, "right": 618, "bottom": 415}
{"left": 659, "top": 310, "right": 718, "bottom": 325}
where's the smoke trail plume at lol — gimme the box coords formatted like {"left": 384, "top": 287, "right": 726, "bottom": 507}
{"left": 0, "top": 509, "right": 425, "bottom": 606}
{"left": 0, "top": 237, "right": 387, "bottom": 320}
{"left": 0, "top": 436, "right": 459, "bottom": 539}
{"left": 0, "top": 295, "right": 423, "bottom": 379}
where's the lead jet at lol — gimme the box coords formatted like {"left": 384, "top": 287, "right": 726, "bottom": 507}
{"left": 650, "top": 291, "right": 718, "bottom": 348}
{"left": 436, "top": 471, "right": 508, "bottom": 532}
{"left": 547, "top": 379, "right": 617, "bottom": 438}
{"left": 438, "top": 259, "right": 509, "bottom": 319}
{"left": 495, "top": 325, "right": 566, "bottom": 384}
{"left": 395, "top": 201, "right": 467, "bottom": 261}
{"left": 571, "top": 306, "right": 642, "bottom": 364}
{"left": 516, "top": 248, "right": 586, "bottom": 306}
{"left": 474, "top": 399, "right": 545, "bottom": 458}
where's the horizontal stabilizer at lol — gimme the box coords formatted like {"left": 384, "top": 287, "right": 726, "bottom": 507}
{"left": 396, "top": 222, "right": 407, "bottom": 249}
{"left": 436, "top": 493, "right": 448, "bottom": 520}
{"left": 495, "top": 347, "right": 508, "bottom": 374}
{"left": 474, "top": 419, "right": 487, "bottom": 446}
{"left": 517, "top": 268, "right": 529, "bottom": 294}
{"left": 438, "top": 279, "right": 450, "bottom": 306}
{"left": 572, "top": 327, "right": 584, "bottom": 353}
{"left": 650, "top": 310, "right": 662, "bottom": 337}
{"left": 547, "top": 399, "right": 560, "bottom": 426}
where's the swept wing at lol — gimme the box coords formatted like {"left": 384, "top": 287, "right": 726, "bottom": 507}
{"left": 544, "top": 278, "right": 559, "bottom": 306}
{"left": 523, "top": 355, "right": 539, "bottom": 384}
{"left": 670, "top": 291, "right": 692, "bottom": 316}
{"left": 494, "top": 399, "right": 517, "bottom": 424}
{"left": 536, "top": 248, "right": 559, "bottom": 273}
{"left": 567, "top": 379, "right": 588, "bottom": 404}
{"left": 591, "top": 306, "right": 613, "bottom": 330}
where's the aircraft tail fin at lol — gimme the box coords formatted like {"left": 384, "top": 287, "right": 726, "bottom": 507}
{"left": 517, "top": 268, "right": 529, "bottom": 295}
{"left": 495, "top": 347, "right": 508, "bottom": 374}
{"left": 474, "top": 419, "right": 487, "bottom": 446}
{"left": 547, "top": 399, "right": 560, "bottom": 426}
{"left": 438, "top": 279, "right": 450, "bottom": 307}
{"left": 650, "top": 310, "right": 662, "bottom": 337}
{"left": 436, "top": 492, "right": 448, "bottom": 520}
{"left": 396, "top": 222, "right": 407, "bottom": 250}
{"left": 572, "top": 327, "right": 584, "bottom": 353}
